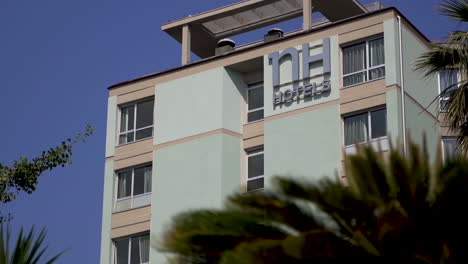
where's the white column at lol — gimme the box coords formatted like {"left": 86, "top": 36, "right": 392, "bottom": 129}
{"left": 303, "top": 0, "right": 313, "bottom": 30}
{"left": 182, "top": 24, "right": 191, "bottom": 65}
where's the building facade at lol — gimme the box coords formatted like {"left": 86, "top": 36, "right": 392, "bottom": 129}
{"left": 100, "top": 1, "right": 450, "bottom": 263}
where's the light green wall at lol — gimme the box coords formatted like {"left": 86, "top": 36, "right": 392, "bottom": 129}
{"left": 401, "top": 25, "right": 439, "bottom": 116}
{"left": 105, "top": 96, "right": 117, "bottom": 158}
{"left": 264, "top": 105, "right": 341, "bottom": 187}
{"left": 385, "top": 19, "right": 440, "bottom": 156}
{"left": 405, "top": 100, "right": 440, "bottom": 161}
{"left": 100, "top": 161, "right": 115, "bottom": 264}
{"left": 384, "top": 18, "right": 401, "bottom": 87}
{"left": 386, "top": 89, "right": 403, "bottom": 145}
{"left": 150, "top": 133, "right": 241, "bottom": 263}
{"left": 154, "top": 68, "right": 242, "bottom": 145}
{"left": 223, "top": 69, "right": 244, "bottom": 133}
{"left": 264, "top": 36, "right": 339, "bottom": 117}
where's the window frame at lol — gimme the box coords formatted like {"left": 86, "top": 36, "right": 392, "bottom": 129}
{"left": 117, "top": 98, "right": 154, "bottom": 146}
{"left": 438, "top": 70, "right": 460, "bottom": 112}
{"left": 112, "top": 233, "right": 150, "bottom": 264}
{"left": 245, "top": 146, "right": 264, "bottom": 192}
{"left": 114, "top": 164, "right": 152, "bottom": 211}
{"left": 343, "top": 106, "right": 387, "bottom": 147}
{"left": 342, "top": 36, "right": 385, "bottom": 88}
{"left": 246, "top": 82, "right": 264, "bottom": 124}
{"left": 441, "top": 137, "right": 459, "bottom": 162}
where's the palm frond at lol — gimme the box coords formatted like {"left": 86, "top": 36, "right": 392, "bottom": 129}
{"left": 160, "top": 139, "right": 468, "bottom": 263}
{"left": 0, "top": 225, "right": 64, "bottom": 264}
{"left": 439, "top": 0, "right": 468, "bottom": 22}
{"left": 227, "top": 192, "right": 320, "bottom": 232}
{"left": 415, "top": 31, "right": 468, "bottom": 76}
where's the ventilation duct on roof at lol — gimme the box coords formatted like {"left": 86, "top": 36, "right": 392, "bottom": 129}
{"left": 215, "top": 38, "right": 236, "bottom": 55}
{"left": 264, "top": 28, "right": 284, "bottom": 42}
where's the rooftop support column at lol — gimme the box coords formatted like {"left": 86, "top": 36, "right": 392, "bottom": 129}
{"left": 303, "top": 0, "right": 313, "bottom": 30}
{"left": 182, "top": 24, "right": 191, "bottom": 65}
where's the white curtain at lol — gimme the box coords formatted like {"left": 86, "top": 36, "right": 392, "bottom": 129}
{"left": 117, "top": 173, "right": 128, "bottom": 199}
{"left": 344, "top": 113, "right": 368, "bottom": 146}
{"left": 139, "top": 235, "right": 150, "bottom": 263}
{"left": 440, "top": 71, "right": 458, "bottom": 110}
{"left": 369, "top": 38, "right": 384, "bottom": 66}
{"left": 369, "top": 38, "right": 385, "bottom": 80}
{"left": 343, "top": 43, "right": 366, "bottom": 86}
{"left": 144, "top": 166, "right": 152, "bottom": 193}
{"left": 440, "top": 70, "right": 458, "bottom": 93}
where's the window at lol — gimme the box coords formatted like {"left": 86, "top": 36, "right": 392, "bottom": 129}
{"left": 247, "top": 83, "right": 264, "bottom": 123}
{"left": 442, "top": 137, "right": 459, "bottom": 161}
{"left": 114, "top": 234, "right": 149, "bottom": 264}
{"left": 344, "top": 108, "right": 387, "bottom": 146}
{"left": 119, "top": 99, "right": 154, "bottom": 145}
{"left": 246, "top": 147, "right": 264, "bottom": 192}
{"left": 343, "top": 37, "right": 385, "bottom": 87}
{"left": 439, "top": 70, "right": 459, "bottom": 111}
{"left": 115, "top": 165, "right": 152, "bottom": 211}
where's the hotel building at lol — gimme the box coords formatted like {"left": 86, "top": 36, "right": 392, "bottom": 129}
{"left": 100, "top": 0, "right": 454, "bottom": 263}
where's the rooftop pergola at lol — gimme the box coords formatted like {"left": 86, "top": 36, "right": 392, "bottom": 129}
{"left": 162, "top": 0, "right": 368, "bottom": 65}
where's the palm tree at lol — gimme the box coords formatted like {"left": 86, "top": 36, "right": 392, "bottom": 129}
{"left": 0, "top": 225, "right": 64, "bottom": 264}
{"left": 416, "top": 0, "right": 468, "bottom": 151}
{"left": 159, "top": 141, "right": 468, "bottom": 263}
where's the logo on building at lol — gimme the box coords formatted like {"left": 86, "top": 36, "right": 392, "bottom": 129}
{"left": 268, "top": 38, "right": 331, "bottom": 105}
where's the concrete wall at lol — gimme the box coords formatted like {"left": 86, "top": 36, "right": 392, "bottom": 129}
{"left": 264, "top": 105, "right": 341, "bottom": 187}
{"left": 150, "top": 133, "right": 241, "bottom": 263}
{"left": 401, "top": 25, "right": 438, "bottom": 116}
{"left": 405, "top": 100, "right": 440, "bottom": 160}
{"left": 384, "top": 18, "right": 401, "bottom": 88}
{"left": 154, "top": 68, "right": 242, "bottom": 145}
{"left": 100, "top": 161, "right": 115, "bottom": 264}
{"left": 401, "top": 24, "right": 440, "bottom": 160}
{"left": 151, "top": 67, "right": 243, "bottom": 263}
{"left": 386, "top": 89, "right": 403, "bottom": 145}
{"left": 105, "top": 96, "right": 117, "bottom": 158}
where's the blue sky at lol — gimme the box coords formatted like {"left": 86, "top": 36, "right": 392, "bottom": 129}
{"left": 0, "top": 0, "right": 463, "bottom": 263}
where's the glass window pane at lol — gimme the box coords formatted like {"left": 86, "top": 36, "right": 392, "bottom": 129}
{"left": 369, "top": 67, "right": 385, "bottom": 80}
{"left": 247, "top": 178, "right": 264, "bottom": 192}
{"left": 133, "top": 167, "right": 145, "bottom": 196}
{"left": 126, "top": 132, "right": 135, "bottom": 143}
{"left": 248, "top": 86, "right": 264, "bottom": 110}
{"left": 119, "top": 134, "right": 128, "bottom": 145}
{"left": 440, "top": 70, "right": 458, "bottom": 93}
{"left": 117, "top": 171, "right": 132, "bottom": 199}
{"left": 136, "top": 100, "right": 154, "bottom": 129}
{"left": 133, "top": 166, "right": 152, "bottom": 196}
{"left": 132, "top": 193, "right": 151, "bottom": 208}
{"left": 371, "top": 109, "right": 387, "bottom": 139}
{"left": 369, "top": 38, "right": 385, "bottom": 67}
{"left": 135, "top": 127, "right": 153, "bottom": 141}
{"left": 343, "top": 72, "right": 366, "bottom": 87}
{"left": 443, "top": 138, "right": 458, "bottom": 160}
{"left": 139, "top": 235, "right": 150, "bottom": 263}
{"left": 248, "top": 153, "right": 264, "bottom": 178}
{"left": 344, "top": 113, "right": 368, "bottom": 145}
{"left": 120, "top": 107, "right": 128, "bottom": 133}
{"left": 343, "top": 42, "right": 366, "bottom": 75}
{"left": 130, "top": 237, "right": 140, "bottom": 264}
{"left": 440, "top": 98, "right": 450, "bottom": 111}
{"left": 144, "top": 166, "right": 152, "bottom": 193}
{"left": 248, "top": 110, "right": 264, "bottom": 123}
{"left": 127, "top": 106, "right": 135, "bottom": 131}
{"left": 115, "top": 198, "right": 132, "bottom": 212}
{"left": 115, "top": 239, "right": 129, "bottom": 264}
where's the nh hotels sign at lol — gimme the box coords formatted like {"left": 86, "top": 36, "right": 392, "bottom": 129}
{"left": 269, "top": 38, "right": 331, "bottom": 105}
